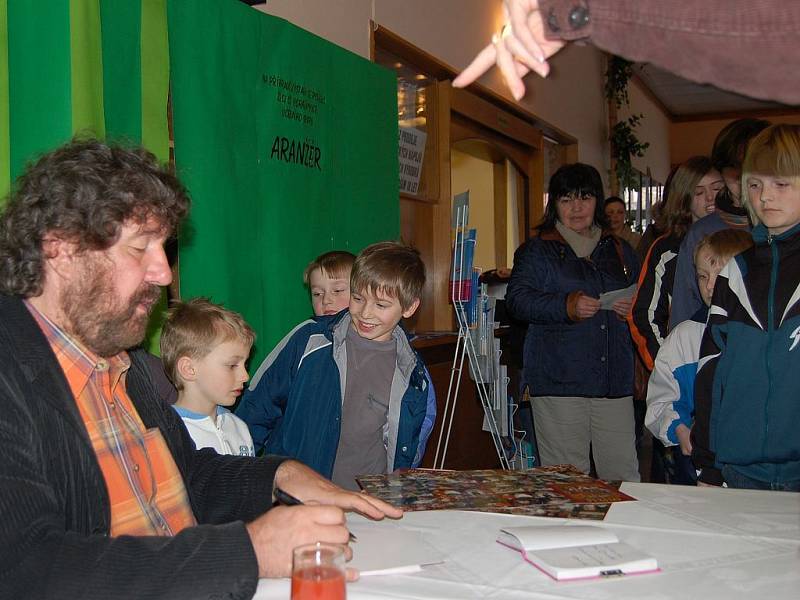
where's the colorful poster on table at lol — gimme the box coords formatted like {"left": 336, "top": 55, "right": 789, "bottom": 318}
{"left": 168, "top": 0, "right": 398, "bottom": 367}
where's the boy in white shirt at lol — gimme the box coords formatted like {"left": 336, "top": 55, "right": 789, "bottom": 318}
{"left": 161, "top": 298, "right": 255, "bottom": 456}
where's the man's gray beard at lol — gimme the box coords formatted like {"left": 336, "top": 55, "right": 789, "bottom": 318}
{"left": 60, "top": 257, "right": 161, "bottom": 358}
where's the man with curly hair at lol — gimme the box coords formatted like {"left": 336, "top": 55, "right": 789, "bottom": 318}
{"left": 0, "top": 138, "right": 400, "bottom": 600}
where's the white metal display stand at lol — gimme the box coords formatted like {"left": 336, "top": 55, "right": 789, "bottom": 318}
{"left": 432, "top": 199, "right": 510, "bottom": 470}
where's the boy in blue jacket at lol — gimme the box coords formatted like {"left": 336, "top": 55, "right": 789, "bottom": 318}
{"left": 237, "top": 241, "right": 436, "bottom": 490}
{"left": 693, "top": 124, "right": 800, "bottom": 490}
{"left": 645, "top": 229, "right": 752, "bottom": 485}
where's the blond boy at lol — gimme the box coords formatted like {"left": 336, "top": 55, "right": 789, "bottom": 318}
{"left": 693, "top": 124, "right": 800, "bottom": 490}
{"left": 161, "top": 298, "right": 255, "bottom": 456}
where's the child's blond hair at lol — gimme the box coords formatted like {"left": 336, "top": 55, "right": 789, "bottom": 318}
{"left": 160, "top": 298, "right": 255, "bottom": 390}
{"left": 741, "top": 124, "right": 800, "bottom": 224}
{"left": 303, "top": 250, "right": 355, "bottom": 285}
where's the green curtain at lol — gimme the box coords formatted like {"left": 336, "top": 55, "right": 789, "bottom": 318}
{"left": 169, "top": 0, "right": 398, "bottom": 367}
{"left": 1, "top": 0, "right": 170, "bottom": 352}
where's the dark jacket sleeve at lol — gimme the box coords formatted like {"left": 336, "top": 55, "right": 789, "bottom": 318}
{"left": 0, "top": 334, "right": 287, "bottom": 600}
{"left": 629, "top": 239, "right": 673, "bottom": 371}
{"left": 235, "top": 325, "right": 307, "bottom": 453}
{"left": 691, "top": 283, "right": 728, "bottom": 486}
{"left": 506, "top": 240, "right": 575, "bottom": 325}
{"left": 539, "top": 0, "right": 800, "bottom": 105}
{"left": 670, "top": 227, "right": 705, "bottom": 330}
{"left": 621, "top": 237, "right": 642, "bottom": 287}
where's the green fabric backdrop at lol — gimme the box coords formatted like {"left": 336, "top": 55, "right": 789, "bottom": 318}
{"left": 168, "top": 0, "right": 399, "bottom": 367}
{"left": 1, "top": 0, "right": 170, "bottom": 353}
{"left": 1, "top": 0, "right": 169, "bottom": 198}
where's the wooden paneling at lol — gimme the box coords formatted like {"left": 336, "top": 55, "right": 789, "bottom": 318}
{"left": 493, "top": 161, "right": 507, "bottom": 269}
{"left": 400, "top": 82, "right": 454, "bottom": 333}
{"left": 374, "top": 27, "right": 554, "bottom": 332}
{"left": 451, "top": 87, "right": 542, "bottom": 149}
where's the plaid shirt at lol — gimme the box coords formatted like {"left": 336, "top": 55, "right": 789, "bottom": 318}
{"left": 26, "top": 301, "right": 196, "bottom": 536}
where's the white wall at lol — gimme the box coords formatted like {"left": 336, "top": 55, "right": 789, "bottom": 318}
{"left": 621, "top": 81, "right": 672, "bottom": 184}
{"left": 506, "top": 159, "right": 520, "bottom": 264}
{"left": 670, "top": 114, "right": 800, "bottom": 167}
{"left": 256, "top": 0, "right": 373, "bottom": 56}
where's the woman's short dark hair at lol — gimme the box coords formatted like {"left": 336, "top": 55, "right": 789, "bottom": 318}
{"left": 538, "top": 163, "right": 606, "bottom": 231}
{"left": 0, "top": 138, "right": 191, "bottom": 297}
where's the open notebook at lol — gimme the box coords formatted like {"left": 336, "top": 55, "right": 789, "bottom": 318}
{"left": 497, "top": 525, "right": 659, "bottom": 581}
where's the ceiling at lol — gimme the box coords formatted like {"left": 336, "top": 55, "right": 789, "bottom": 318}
{"left": 633, "top": 63, "right": 792, "bottom": 120}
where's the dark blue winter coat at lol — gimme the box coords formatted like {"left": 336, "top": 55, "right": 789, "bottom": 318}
{"left": 506, "top": 229, "right": 640, "bottom": 398}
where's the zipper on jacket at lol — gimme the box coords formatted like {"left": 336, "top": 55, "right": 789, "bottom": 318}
{"left": 764, "top": 237, "right": 778, "bottom": 458}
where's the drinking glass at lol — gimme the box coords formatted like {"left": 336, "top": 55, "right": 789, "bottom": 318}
{"left": 291, "top": 542, "right": 346, "bottom": 600}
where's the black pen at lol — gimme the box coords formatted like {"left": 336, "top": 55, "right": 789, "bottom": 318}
{"left": 274, "top": 487, "right": 358, "bottom": 542}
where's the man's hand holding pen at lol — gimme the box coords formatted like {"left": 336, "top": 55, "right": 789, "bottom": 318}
{"left": 246, "top": 459, "right": 403, "bottom": 579}
{"left": 274, "top": 486, "right": 359, "bottom": 543}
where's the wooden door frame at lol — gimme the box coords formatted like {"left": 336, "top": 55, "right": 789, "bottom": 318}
{"left": 372, "top": 24, "right": 570, "bottom": 332}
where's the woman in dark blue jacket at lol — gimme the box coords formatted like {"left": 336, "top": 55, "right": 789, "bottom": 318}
{"left": 507, "top": 163, "right": 640, "bottom": 481}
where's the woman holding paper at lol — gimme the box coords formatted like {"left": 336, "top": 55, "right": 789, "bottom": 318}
{"left": 506, "top": 163, "right": 640, "bottom": 481}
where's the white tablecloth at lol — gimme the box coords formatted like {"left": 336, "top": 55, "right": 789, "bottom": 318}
{"left": 254, "top": 482, "right": 800, "bottom": 600}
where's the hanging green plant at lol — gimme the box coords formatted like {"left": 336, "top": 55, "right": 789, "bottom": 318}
{"left": 604, "top": 55, "right": 649, "bottom": 191}
{"left": 604, "top": 56, "right": 635, "bottom": 108}
{"left": 611, "top": 115, "right": 650, "bottom": 190}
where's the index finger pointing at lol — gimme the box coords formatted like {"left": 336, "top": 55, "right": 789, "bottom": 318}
{"left": 453, "top": 44, "right": 498, "bottom": 88}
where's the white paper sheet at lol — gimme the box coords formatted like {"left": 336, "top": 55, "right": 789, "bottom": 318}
{"left": 599, "top": 283, "right": 637, "bottom": 309}
{"left": 347, "top": 516, "right": 445, "bottom": 576}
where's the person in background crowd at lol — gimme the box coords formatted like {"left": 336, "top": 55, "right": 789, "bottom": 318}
{"left": 605, "top": 196, "right": 642, "bottom": 249}
{"left": 693, "top": 124, "right": 800, "bottom": 491}
{"left": 669, "top": 119, "right": 770, "bottom": 328}
{"left": 629, "top": 156, "right": 723, "bottom": 372}
{"left": 506, "top": 163, "right": 640, "bottom": 482}
{"left": 628, "top": 156, "right": 723, "bottom": 483}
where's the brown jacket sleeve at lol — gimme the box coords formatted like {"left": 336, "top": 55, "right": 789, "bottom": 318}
{"left": 539, "top": 0, "right": 800, "bottom": 104}
{"left": 566, "top": 290, "right": 585, "bottom": 322}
